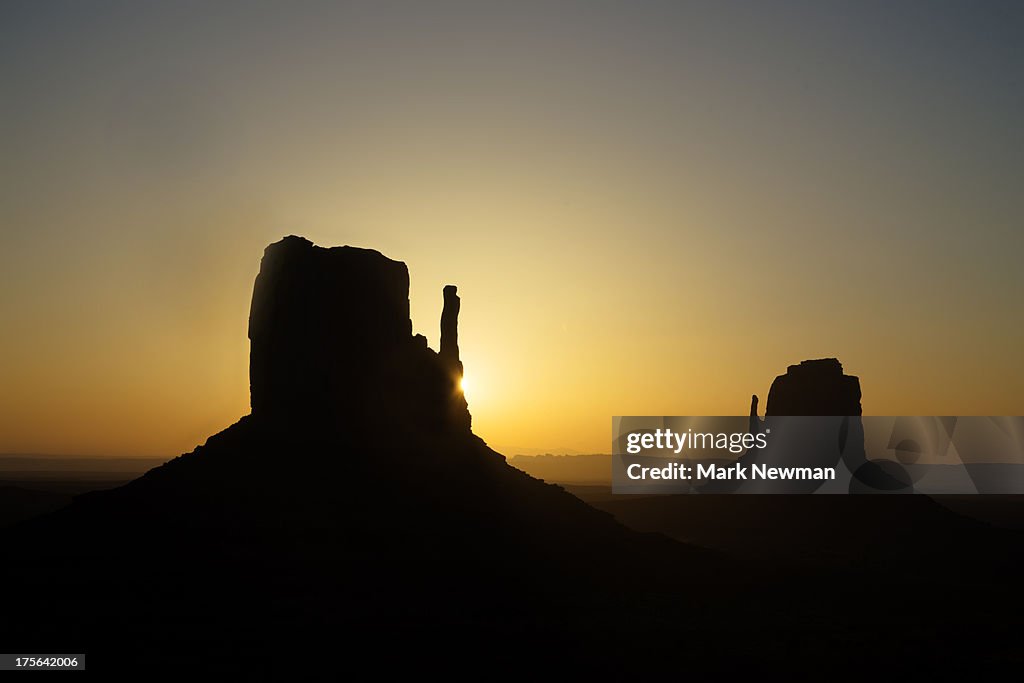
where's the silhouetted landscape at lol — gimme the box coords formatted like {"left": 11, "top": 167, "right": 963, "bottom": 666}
{"left": 4, "top": 1, "right": 1023, "bottom": 676}
{"left": 1, "top": 237, "right": 1022, "bottom": 675}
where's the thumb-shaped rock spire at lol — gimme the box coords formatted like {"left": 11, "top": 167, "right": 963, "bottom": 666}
{"left": 440, "top": 285, "right": 463, "bottom": 377}
{"left": 749, "top": 394, "right": 762, "bottom": 435}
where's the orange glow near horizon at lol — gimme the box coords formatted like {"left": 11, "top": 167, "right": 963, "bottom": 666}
{"left": 1, "top": 3, "right": 1022, "bottom": 458}
{"left": 0, "top": 220, "right": 1021, "bottom": 459}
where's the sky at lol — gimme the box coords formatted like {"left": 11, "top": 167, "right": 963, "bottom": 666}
{"left": 1, "top": 1, "right": 1022, "bottom": 457}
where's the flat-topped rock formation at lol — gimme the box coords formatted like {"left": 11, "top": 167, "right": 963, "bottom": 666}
{"left": 248, "top": 236, "right": 470, "bottom": 434}
{"left": 0, "top": 236, "right": 719, "bottom": 675}
{"left": 765, "top": 358, "right": 862, "bottom": 416}
{"left": 736, "top": 358, "right": 865, "bottom": 493}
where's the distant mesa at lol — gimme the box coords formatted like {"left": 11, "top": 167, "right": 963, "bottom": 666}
{"left": 763, "top": 358, "right": 862, "bottom": 417}
{"left": 741, "top": 357, "right": 867, "bottom": 494}
{"left": 748, "top": 357, "right": 863, "bottom": 435}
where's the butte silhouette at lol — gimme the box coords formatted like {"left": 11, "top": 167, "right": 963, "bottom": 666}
{"left": 0, "top": 236, "right": 718, "bottom": 675}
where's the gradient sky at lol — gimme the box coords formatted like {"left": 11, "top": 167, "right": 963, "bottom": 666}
{"left": 1, "top": 1, "right": 1022, "bottom": 457}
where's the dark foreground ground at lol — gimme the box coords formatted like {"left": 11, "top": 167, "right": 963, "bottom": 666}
{"left": 1, "top": 454, "right": 1022, "bottom": 677}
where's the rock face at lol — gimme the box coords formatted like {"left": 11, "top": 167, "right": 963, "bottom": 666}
{"left": 248, "top": 235, "right": 469, "bottom": 434}
{"left": 10, "top": 244, "right": 1018, "bottom": 676}
{"left": 764, "top": 358, "right": 862, "bottom": 416}
{"left": 741, "top": 358, "right": 866, "bottom": 493}
{"left": 3, "top": 235, "right": 716, "bottom": 676}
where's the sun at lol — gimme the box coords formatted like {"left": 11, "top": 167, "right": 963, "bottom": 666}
{"left": 459, "top": 374, "right": 470, "bottom": 395}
